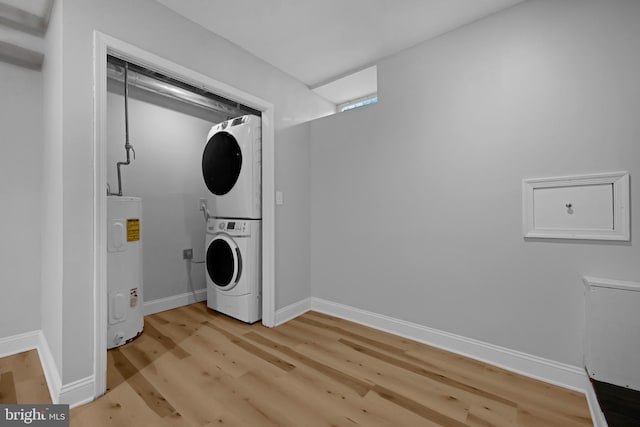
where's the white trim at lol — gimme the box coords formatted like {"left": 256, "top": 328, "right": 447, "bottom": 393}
{"left": 142, "top": 289, "right": 207, "bottom": 316}
{"left": 583, "top": 275, "right": 640, "bottom": 292}
{"left": 0, "top": 330, "right": 40, "bottom": 358}
{"left": 59, "top": 375, "right": 96, "bottom": 408}
{"left": 261, "top": 106, "right": 276, "bottom": 328}
{"left": 585, "top": 378, "right": 609, "bottom": 427}
{"left": 93, "top": 31, "right": 276, "bottom": 399}
{"left": 306, "top": 298, "right": 603, "bottom": 424}
{"left": 92, "top": 30, "right": 109, "bottom": 403}
{"left": 522, "top": 171, "right": 630, "bottom": 241}
{"left": 0, "top": 331, "right": 94, "bottom": 408}
{"left": 37, "top": 331, "right": 61, "bottom": 404}
{"left": 275, "top": 298, "right": 312, "bottom": 326}
{"left": 0, "top": 331, "right": 63, "bottom": 404}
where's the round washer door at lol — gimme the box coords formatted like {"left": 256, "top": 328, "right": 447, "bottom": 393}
{"left": 206, "top": 235, "right": 242, "bottom": 290}
{"left": 202, "top": 131, "right": 242, "bottom": 195}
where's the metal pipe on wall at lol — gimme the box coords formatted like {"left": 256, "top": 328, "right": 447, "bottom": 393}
{"left": 107, "top": 62, "right": 244, "bottom": 118}
{"left": 108, "top": 61, "right": 135, "bottom": 196}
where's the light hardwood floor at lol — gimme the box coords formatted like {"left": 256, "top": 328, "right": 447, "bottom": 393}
{"left": 0, "top": 349, "right": 51, "bottom": 404}
{"left": 2, "top": 302, "right": 593, "bottom": 426}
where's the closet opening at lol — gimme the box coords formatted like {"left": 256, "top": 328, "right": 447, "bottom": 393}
{"left": 94, "top": 32, "right": 276, "bottom": 400}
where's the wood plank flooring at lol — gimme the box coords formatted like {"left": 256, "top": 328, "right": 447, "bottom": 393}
{"left": 2, "top": 302, "right": 593, "bottom": 426}
{"left": 0, "top": 349, "right": 51, "bottom": 404}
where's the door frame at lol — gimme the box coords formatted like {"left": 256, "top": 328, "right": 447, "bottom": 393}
{"left": 93, "top": 31, "right": 276, "bottom": 398}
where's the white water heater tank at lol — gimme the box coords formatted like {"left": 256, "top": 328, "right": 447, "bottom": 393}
{"left": 107, "top": 196, "right": 144, "bottom": 349}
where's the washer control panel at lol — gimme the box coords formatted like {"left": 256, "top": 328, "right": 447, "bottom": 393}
{"left": 207, "top": 219, "right": 250, "bottom": 235}
{"left": 218, "top": 220, "right": 247, "bottom": 232}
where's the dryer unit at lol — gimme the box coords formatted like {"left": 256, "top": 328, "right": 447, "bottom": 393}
{"left": 107, "top": 196, "right": 144, "bottom": 349}
{"left": 202, "top": 114, "right": 262, "bottom": 219}
{"left": 206, "top": 218, "right": 261, "bottom": 323}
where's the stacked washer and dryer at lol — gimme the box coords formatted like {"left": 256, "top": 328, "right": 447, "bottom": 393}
{"left": 202, "top": 115, "right": 262, "bottom": 323}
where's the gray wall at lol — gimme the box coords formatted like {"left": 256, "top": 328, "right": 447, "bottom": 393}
{"left": 309, "top": 0, "right": 640, "bottom": 367}
{"left": 107, "top": 85, "right": 221, "bottom": 302}
{"left": 0, "top": 62, "right": 42, "bottom": 338}
{"left": 44, "top": 0, "right": 333, "bottom": 384}
{"left": 275, "top": 123, "right": 313, "bottom": 308}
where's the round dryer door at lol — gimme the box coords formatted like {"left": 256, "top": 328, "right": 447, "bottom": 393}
{"left": 206, "top": 235, "right": 242, "bottom": 290}
{"left": 202, "top": 131, "right": 242, "bottom": 195}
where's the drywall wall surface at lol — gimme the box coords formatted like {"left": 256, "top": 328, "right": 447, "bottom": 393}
{"left": 55, "top": 0, "right": 333, "bottom": 383}
{"left": 309, "top": 0, "right": 640, "bottom": 367}
{"left": 107, "top": 85, "right": 216, "bottom": 302}
{"left": 0, "top": 63, "right": 43, "bottom": 338}
{"left": 275, "top": 122, "right": 312, "bottom": 309}
{"left": 40, "top": 0, "right": 63, "bottom": 373}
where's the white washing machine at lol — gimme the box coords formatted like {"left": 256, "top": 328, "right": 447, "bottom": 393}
{"left": 202, "top": 114, "right": 261, "bottom": 219}
{"left": 206, "top": 218, "right": 261, "bottom": 323}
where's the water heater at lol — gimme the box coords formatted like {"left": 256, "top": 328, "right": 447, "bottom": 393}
{"left": 107, "top": 196, "right": 144, "bottom": 349}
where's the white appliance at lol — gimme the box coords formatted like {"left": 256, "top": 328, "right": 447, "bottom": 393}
{"left": 206, "top": 218, "right": 261, "bottom": 323}
{"left": 584, "top": 277, "right": 640, "bottom": 391}
{"left": 107, "top": 196, "right": 144, "bottom": 349}
{"left": 202, "top": 114, "right": 262, "bottom": 219}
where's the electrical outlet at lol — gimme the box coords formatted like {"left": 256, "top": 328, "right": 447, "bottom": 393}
{"left": 199, "top": 198, "right": 208, "bottom": 211}
{"left": 183, "top": 248, "right": 193, "bottom": 260}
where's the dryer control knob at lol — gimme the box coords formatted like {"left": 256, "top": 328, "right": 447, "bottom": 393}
{"left": 219, "top": 222, "right": 225, "bottom": 229}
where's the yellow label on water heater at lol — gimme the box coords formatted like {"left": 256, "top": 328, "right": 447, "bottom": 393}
{"left": 127, "top": 219, "right": 140, "bottom": 241}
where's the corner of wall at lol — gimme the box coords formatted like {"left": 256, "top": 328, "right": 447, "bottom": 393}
{"left": 37, "top": 331, "right": 95, "bottom": 408}
{"left": 275, "top": 297, "right": 312, "bottom": 325}
{"left": 142, "top": 289, "right": 207, "bottom": 316}
{"left": 36, "top": 330, "right": 61, "bottom": 403}
{"left": 0, "top": 330, "right": 40, "bottom": 359}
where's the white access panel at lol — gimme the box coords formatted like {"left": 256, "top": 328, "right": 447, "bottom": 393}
{"left": 523, "top": 171, "right": 629, "bottom": 240}
{"left": 584, "top": 276, "right": 640, "bottom": 391}
{"left": 533, "top": 184, "right": 613, "bottom": 230}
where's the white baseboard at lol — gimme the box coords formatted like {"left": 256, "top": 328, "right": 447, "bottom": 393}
{"left": 36, "top": 331, "right": 61, "bottom": 404}
{"left": 311, "top": 298, "right": 587, "bottom": 392}
{"left": 0, "top": 330, "right": 40, "bottom": 358}
{"left": 39, "top": 334, "right": 93, "bottom": 408}
{"left": 143, "top": 288, "right": 207, "bottom": 316}
{"left": 59, "top": 375, "right": 95, "bottom": 408}
{"left": 275, "top": 298, "right": 312, "bottom": 326}
{"left": 585, "top": 378, "right": 609, "bottom": 427}
{"left": 278, "top": 297, "right": 604, "bottom": 425}
{"left": 0, "top": 330, "right": 63, "bottom": 405}
{"left": 0, "top": 330, "right": 95, "bottom": 408}
{"left": 310, "top": 298, "right": 587, "bottom": 391}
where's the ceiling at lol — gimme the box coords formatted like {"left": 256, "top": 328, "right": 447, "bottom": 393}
{"left": 155, "top": 0, "right": 524, "bottom": 89}
{"left": 0, "top": 0, "right": 525, "bottom": 100}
